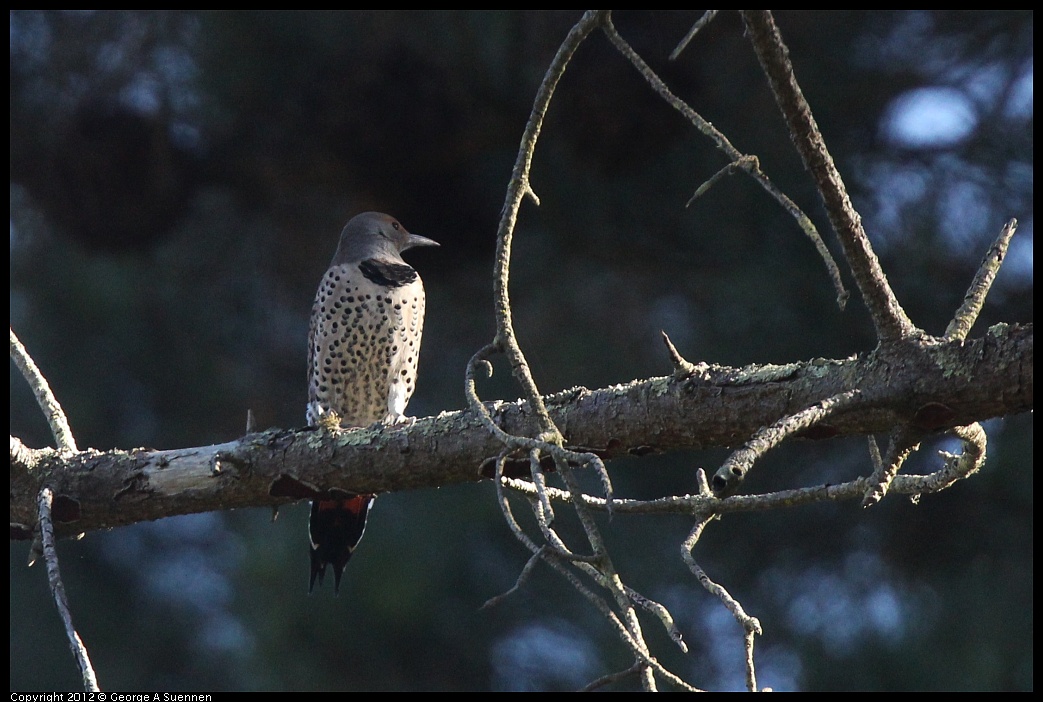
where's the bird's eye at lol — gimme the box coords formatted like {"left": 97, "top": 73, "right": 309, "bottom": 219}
{"left": 392, "top": 222, "right": 401, "bottom": 231}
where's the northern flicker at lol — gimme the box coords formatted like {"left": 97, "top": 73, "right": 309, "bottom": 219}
{"left": 306, "top": 211, "right": 438, "bottom": 593}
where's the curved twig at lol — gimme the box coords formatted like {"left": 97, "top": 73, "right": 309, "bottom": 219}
{"left": 465, "top": 346, "right": 610, "bottom": 501}
{"left": 481, "top": 547, "right": 544, "bottom": 610}
{"left": 491, "top": 9, "right": 606, "bottom": 440}
{"left": 503, "top": 431, "right": 986, "bottom": 514}
{"left": 915, "top": 422, "right": 988, "bottom": 498}
{"left": 10, "top": 328, "right": 78, "bottom": 453}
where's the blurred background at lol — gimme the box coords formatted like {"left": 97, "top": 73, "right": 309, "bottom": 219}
{"left": 9, "top": 10, "right": 1032, "bottom": 691}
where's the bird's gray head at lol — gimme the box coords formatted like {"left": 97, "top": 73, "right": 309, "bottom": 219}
{"left": 331, "top": 212, "right": 439, "bottom": 265}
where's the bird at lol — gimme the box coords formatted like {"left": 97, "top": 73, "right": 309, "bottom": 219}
{"left": 306, "top": 211, "right": 439, "bottom": 593}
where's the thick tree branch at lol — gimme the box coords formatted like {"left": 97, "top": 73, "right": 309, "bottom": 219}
{"left": 10, "top": 324, "right": 1031, "bottom": 540}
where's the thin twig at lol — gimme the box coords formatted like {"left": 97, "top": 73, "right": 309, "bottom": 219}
{"left": 682, "top": 517, "right": 762, "bottom": 690}
{"left": 553, "top": 453, "right": 655, "bottom": 680}
{"left": 494, "top": 453, "right": 691, "bottom": 690}
{"left": 39, "top": 487, "right": 100, "bottom": 691}
{"left": 669, "top": 10, "right": 720, "bottom": 61}
{"left": 503, "top": 439, "right": 986, "bottom": 514}
{"left": 491, "top": 9, "right": 606, "bottom": 441}
{"left": 945, "top": 218, "right": 1018, "bottom": 341}
{"left": 862, "top": 426, "right": 922, "bottom": 507}
{"left": 743, "top": 629, "right": 759, "bottom": 692}
{"left": 528, "top": 449, "right": 556, "bottom": 529}
{"left": 625, "top": 585, "right": 688, "bottom": 653}
{"left": 579, "top": 662, "right": 645, "bottom": 692}
{"left": 601, "top": 14, "right": 848, "bottom": 310}
{"left": 465, "top": 345, "right": 606, "bottom": 494}
{"left": 493, "top": 454, "right": 553, "bottom": 556}
{"left": 867, "top": 434, "right": 883, "bottom": 474}
{"left": 481, "top": 547, "right": 544, "bottom": 610}
{"left": 493, "top": 455, "right": 598, "bottom": 566}
{"left": 10, "top": 328, "right": 78, "bottom": 453}
{"left": 538, "top": 547, "right": 699, "bottom": 691}
{"left": 686, "top": 154, "right": 760, "bottom": 205}
{"left": 519, "top": 474, "right": 685, "bottom": 655}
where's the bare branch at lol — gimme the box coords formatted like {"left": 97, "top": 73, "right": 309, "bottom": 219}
{"left": 682, "top": 516, "right": 762, "bottom": 691}
{"left": 503, "top": 438, "right": 991, "bottom": 516}
{"left": 468, "top": 14, "right": 1025, "bottom": 690}
{"left": 10, "top": 323, "right": 1030, "bottom": 540}
{"left": 743, "top": 629, "right": 760, "bottom": 692}
{"left": 535, "top": 545, "right": 702, "bottom": 691}
{"left": 945, "top": 218, "right": 1018, "bottom": 341}
{"left": 553, "top": 455, "right": 654, "bottom": 682}
{"left": 39, "top": 487, "right": 100, "bottom": 692}
{"left": 10, "top": 328, "right": 78, "bottom": 453}
{"left": 741, "top": 10, "right": 917, "bottom": 340}
{"left": 686, "top": 154, "right": 758, "bottom": 204}
{"left": 493, "top": 453, "right": 687, "bottom": 689}
{"left": 10, "top": 435, "right": 35, "bottom": 475}
{"left": 601, "top": 13, "right": 848, "bottom": 310}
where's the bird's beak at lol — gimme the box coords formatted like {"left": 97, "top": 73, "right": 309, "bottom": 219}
{"left": 404, "top": 233, "right": 440, "bottom": 251}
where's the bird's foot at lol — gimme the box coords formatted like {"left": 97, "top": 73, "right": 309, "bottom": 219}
{"left": 375, "top": 413, "right": 416, "bottom": 430}
{"left": 314, "top": 407, "right": 345, "bottom": 432}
